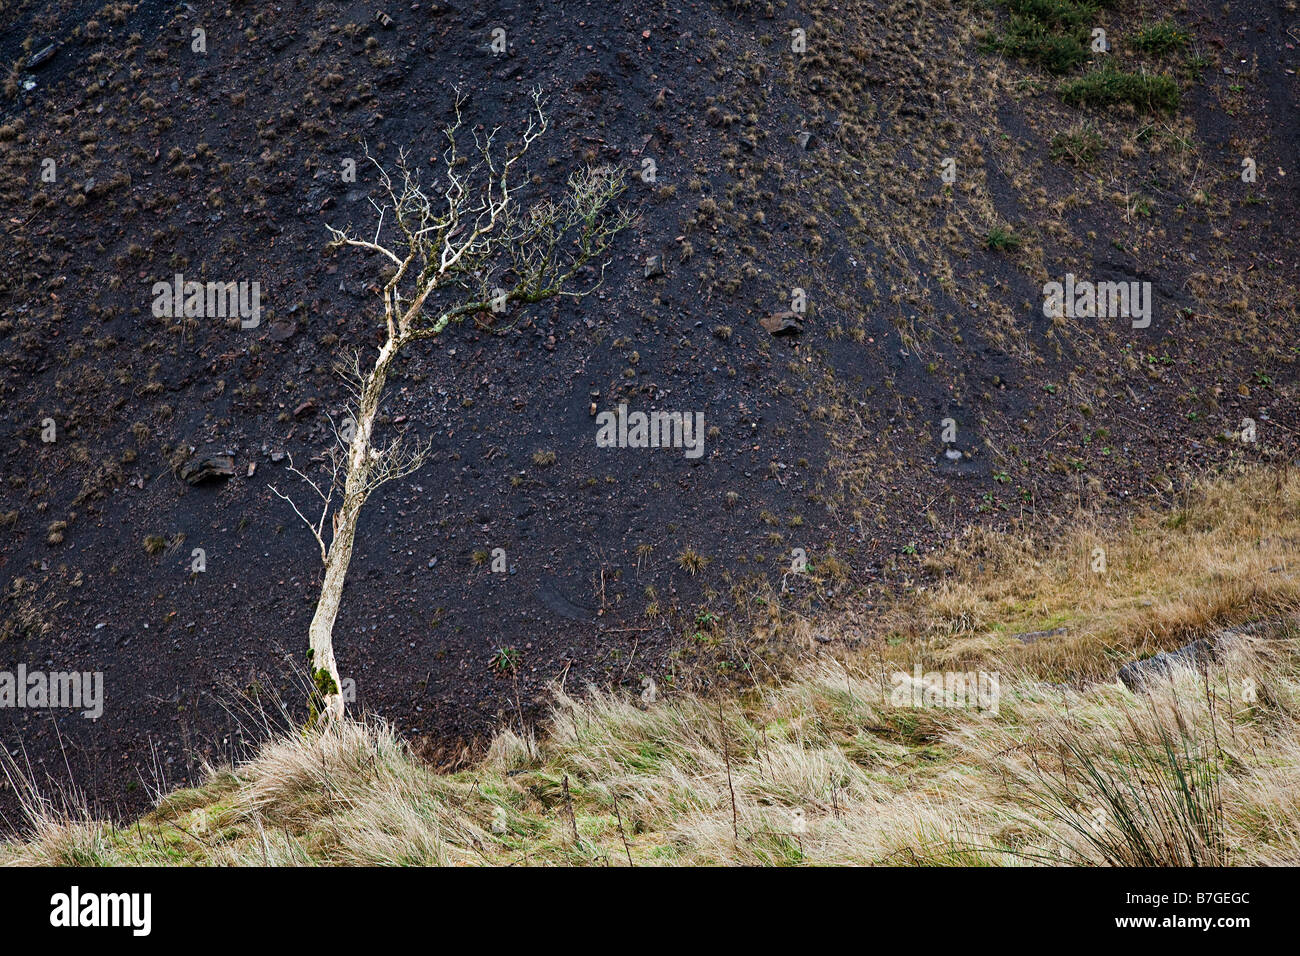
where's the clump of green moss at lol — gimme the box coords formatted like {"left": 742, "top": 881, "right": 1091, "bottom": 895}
{"left": 304, "top": 648, "right": 341, "bottom": 729}
{"left": 312, "top": 667, "right": 339, "bottom": 698}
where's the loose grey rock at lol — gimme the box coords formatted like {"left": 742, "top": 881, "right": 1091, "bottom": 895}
{"left": 268, "top": 319, "right": 298, "bottom": 342}
{"left": 761, "top": 312, "right": 803, "bottom": 336}
{"left": 29, "top": 44, "right": 57, "bottom": 70}
{"left": 180, "top": 453, "right": 236, "bottom": 485}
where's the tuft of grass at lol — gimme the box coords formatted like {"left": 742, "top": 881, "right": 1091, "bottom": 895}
{"left": 993, "top": 24, "right": 1090, "bottom": 75}
{"left": 677, "top": 547, "right": 709, "bottom": 575}
{"left": 490, "top": 646, "right": 520, "bottom": 674}
{"left": 887, "top": 465, "right": 1300, "bottom": 683}
{"left": 1024, "top": 707, "right": 1226, "bottom": 865}
{"left": 0, "top": 578, "right": 50, "bottom": 643}
{"left": 1130, "top": 20, "right": 1189, "bottom": 56}
{"left": 984, "top": 226, "right": 1023, "bottom": 252}
{"left": 1049, "top": 124, "right": 1103, "bottom": 166}
{"left": 1059, "top": 67, "right": 1180, "bottom": 114}
{"left": 1006, "top": 0, "right": 1105, "bottom": 32}
{"left": 6, "top": 624, "right": 1298, "bottom": 867}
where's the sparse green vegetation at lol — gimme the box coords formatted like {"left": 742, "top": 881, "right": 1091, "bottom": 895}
{"left": 1059, "top": 67, "right": 1180, "bottom": 114}
{"left": 987, "top": 0, "right": 1112, "bottom": 74}
{"left": 1130, "top": 20, "right": 1189, "bottom": 56}
{"left": 1050, "top": 124, "right": 1103, "bottom": 166}
{"left": 490, "top": 646, "right": 520, "bottom": 674}
{"left": 984, "top": 226, "right": 1023, "bottom": 252}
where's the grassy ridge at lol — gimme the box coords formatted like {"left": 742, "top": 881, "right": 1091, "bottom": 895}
{"left": 4, "top": 465, "right": 1299, "bottom": 866}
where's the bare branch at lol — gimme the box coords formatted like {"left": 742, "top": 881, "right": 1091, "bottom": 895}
{"left": 268, "top": 453, "right": 337, "bottom": 565}
{"left": 361, "top": 434, "right": 434, "bottom": 497}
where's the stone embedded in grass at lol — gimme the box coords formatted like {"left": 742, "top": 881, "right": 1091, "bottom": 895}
{"left": 1013, "top": 627, "right": 1067, "bottom": 645}
{"left": 1118, "top": 638, "right": 1216, "bottom": 692}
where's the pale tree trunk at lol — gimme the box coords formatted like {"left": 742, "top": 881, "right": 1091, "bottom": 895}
{"left": 306, "top": 511, "right": 354, "bottom": 723}
{"left": 306, "top": 341, "right": 396, "bottom": 723}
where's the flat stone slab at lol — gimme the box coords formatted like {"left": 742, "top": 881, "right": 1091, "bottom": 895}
{"left": 1118, "top": 638, "right": 1216, "bottom": 692}
{"left": 179, "top": 453, "right": 236, "bottom": 485}
{"left": 1013, "top": 627, "right": 1067, "bottom": 645}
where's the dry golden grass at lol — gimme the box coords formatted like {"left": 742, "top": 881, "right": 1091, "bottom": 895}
{"left": 3, "top": 465, "right": 1298, "bottom": 866}
{"left": 878, "top": 463, "right": 1300, "bottom": 683}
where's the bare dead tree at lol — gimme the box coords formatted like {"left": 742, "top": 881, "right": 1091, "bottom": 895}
{"left": 272, "top": 89, "right": 633, "bottom": 723}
